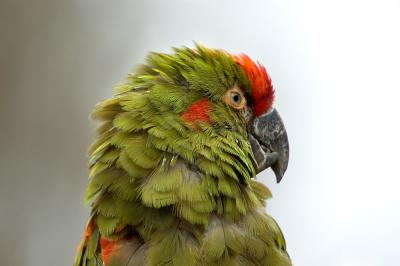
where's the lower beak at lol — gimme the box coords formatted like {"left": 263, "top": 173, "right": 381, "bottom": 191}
{"left": 249, "top": 108, "right": 289, "bottom": 183}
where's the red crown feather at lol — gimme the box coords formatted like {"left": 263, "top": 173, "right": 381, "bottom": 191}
{"left": 234, "top": 54, "right": 275, "bottom": 116}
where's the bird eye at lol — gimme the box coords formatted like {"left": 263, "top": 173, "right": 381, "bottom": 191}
{"left": 231, "top": 92, "right": 241, "bottom": 103}
{"left": 223, "top": 87, "right": 246, "bottom": 109}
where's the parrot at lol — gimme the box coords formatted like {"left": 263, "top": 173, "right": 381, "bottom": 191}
{"left": 74, "top": 44, "right": 291, "bottom": 266}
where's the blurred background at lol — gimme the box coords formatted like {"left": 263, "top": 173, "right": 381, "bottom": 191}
{"left": 1, "top": 0, "right": 399, "bottom": 265}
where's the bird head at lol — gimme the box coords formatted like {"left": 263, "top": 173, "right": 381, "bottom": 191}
{"left": 106, "top": 44, "right": 289, "bottom": 185}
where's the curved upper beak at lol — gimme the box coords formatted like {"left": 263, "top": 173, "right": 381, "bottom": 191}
{"left": 249, "top": 108, "right": 289, "bottom": 183}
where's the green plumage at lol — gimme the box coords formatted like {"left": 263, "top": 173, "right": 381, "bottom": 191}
{"left": 75, "top": 44, "right": 291, "bottom": 266}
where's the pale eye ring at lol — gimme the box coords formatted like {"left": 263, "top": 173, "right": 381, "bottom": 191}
{"left": 223, "top": 87, "right": 246, "bottom": 109}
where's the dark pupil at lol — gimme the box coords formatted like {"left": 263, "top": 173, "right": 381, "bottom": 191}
{"left": 232, "top": 93, "right": 240, "bottom": 103}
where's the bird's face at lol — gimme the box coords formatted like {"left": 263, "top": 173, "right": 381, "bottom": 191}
{"left": 137, "top": 45, "right": 289, "bottom": 183}
{"left": 216, "top": 73, "right": 289, "bottom": 183}
{"left": 219, "top": 87, "right": 289, "bottom": 183}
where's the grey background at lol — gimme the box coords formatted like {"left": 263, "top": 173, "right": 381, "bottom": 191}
{"left": 1, "top": 0, "right": 399, "bottom": 265}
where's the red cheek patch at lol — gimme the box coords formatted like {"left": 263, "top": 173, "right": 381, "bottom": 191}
{"left": 181, "top": 99, "right": 211, "bottom": 125}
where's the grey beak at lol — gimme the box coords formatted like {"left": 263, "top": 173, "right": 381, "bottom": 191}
{"left": 249, "top": 108, "right": 289, "bottom": 183}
